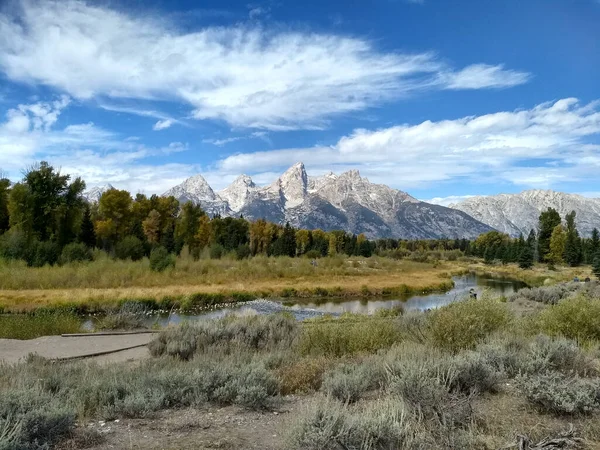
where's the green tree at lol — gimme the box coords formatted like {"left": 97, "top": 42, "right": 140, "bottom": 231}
{"left": 591, "top": 228, "right": 600, "bottom": 255}
{"left": 175, "top": 202, "right": 204, "bottom": 257}
{"left": 518, "top": 246, "right": 534, "bottom": 269}
{"left": 142, "top": 210, "right": 162, "bottom": 244}
{"left": 537, "top": 208, "right": 561, "bottom": 263}
{"left": 97, "top": 189, "right": 132, "bottom": 244}
{"left": 78, "top": 204, "right": 96, "bottom": 248}
{"left": 547, "top": 224, "right": 566, "bottom": 266}
{"left": 593, "top": 252, "right": 600, "bottom": 279}
{"left": 0, "top": 174, "right": 9, "bottom": 234}
{"left": 564, "top": 211, "right": 582, "bottom": 267}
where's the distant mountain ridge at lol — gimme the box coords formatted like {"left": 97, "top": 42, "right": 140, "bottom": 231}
{"left": 161, "top": 163, "right": 493, "bottom": 239}
{"left": 450, "top": 190, "right": 600, "bottom": 237}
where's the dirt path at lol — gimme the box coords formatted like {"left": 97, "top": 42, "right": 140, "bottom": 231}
{"left": 0, "top": 333, "right": 155, "bottom": 364}
{"left": 62, "top": 397, "right": 309, "bottom": 450}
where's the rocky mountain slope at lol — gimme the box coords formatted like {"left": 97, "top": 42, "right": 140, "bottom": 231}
{"left": 82, "top": 184, "right": 114, "bottom": 203}
{"left": 450, "top": 190, "right": 600, "bottom": 237}
{"left": 162, "top": 163, "right": 493, "bottom": 239}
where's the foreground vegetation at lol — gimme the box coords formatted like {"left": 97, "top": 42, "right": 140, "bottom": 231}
{"left": 2, "top": 282, "right": 600, "bottom": 449}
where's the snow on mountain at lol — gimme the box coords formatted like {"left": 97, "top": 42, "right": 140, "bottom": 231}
{"left": 450, "top": 190, "right": 600, "bottom": 237}
{"left": 218, "top": 175, "right": 257, "bottom": 212}
{"left": 161, "top": 163, "right": 493, "bottom": 239}
{"left": 83, "top": 184, "right": 114, "bottom": 203}
{"left": 163, "top": 175, "right": 231, "bottom": 216}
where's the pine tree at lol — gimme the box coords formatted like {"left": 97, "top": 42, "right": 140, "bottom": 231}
{"left": 548, "top": 224, "right": 565, "bottom": 266}
{"left": 518, "top": 246, "right": 534, "bottom": 269}
{"left": 79, "top": 204, "right": 96, "bottom": 248}
{"left": 593, "top": 252, "right": 600, "bottom": 279}
{"left": 564, "top": 211, "right": 582, "bottom": 267}
{"left": 591, "top": 228, "right": 600, "bottom": 255}
{"left": 0, "top": 176, "right": 11, "bottom": 234}
{"left": 537, "top": 208, "right": 561, "bottom": 263}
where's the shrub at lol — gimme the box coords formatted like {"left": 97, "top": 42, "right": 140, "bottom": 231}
{"left": 114, "top": 236, "right": 145, "bottom": 261}
{"left": 517, "top": 372, "right": 600, "bottom": 415}
{"left": 96, "top": 302, "right": 150, "bottom": 331}
{"left": 429, "top": 298, "right": 512, "bottom": 352}
{"left": 536, "top": 295, "right": 600, "bottom": 342}
{"left": 522, "top": 335, "right": 597, "bottom": 377}
{"left": 286, "top": 396, "right": 417, "bottom": 450}
{"left": 235, "top": 244, "right": 251, "bottom": 260}
{"left": 510, "top": 283, "right": 580, "bottom": 305}
{"left": 209, "top": 243, "right": 224, "bottom": 259}
{"left": 451, "top": 352, "right": 501, "bottom": 395}
{"left": 60, "top": 242, "right": 93, "bottom": 264}
{"left": 321, "top": 361, "right": 385, "bottom": 403}
{"left": 149, "top": 246, "right": 175, "bottom": 272}
{"left": 278, "top": 357, "right": 331, "bottom": 395}
{"left": 0, "top": 229, "right": 30, "bottom": 261}
{"left": 304, "top": 250, "right": 321, "bottom": 259}
{"left": 29, "top": 240, "right": 60, "bottom": 267}
{"left": 149, "top": 314, "right": 299, "bottom": 360}
{"left": 299, "top": 316, "right": 401, "bottom": 357}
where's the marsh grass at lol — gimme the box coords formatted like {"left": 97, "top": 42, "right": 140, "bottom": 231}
{"left": 0, "top": 256, "right": 454, "bottom": 313}
{"left": 0, "top": 313, "right": 81, "bottom": 340}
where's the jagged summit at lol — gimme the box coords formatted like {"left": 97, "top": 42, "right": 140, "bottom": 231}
{"left": 161, "top": 162, "right": 492, "bottom": 239}
{"left": 83, "top": 184, "right": 114, "bottom": 203}
{"left": 451, "top": 189, "right": 600, "bottom": 237}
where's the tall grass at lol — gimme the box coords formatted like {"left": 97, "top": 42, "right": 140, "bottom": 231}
{"left": 0, "top": 313, "right": 81, "bottom": 339}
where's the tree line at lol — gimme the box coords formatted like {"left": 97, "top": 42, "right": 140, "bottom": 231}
{"left": 0, "top": 162, "right": 375, "bottom": 268}
{"left": 472, "top": 207, "right": 600, "bottom": 273}
{"left": 1, "top": 163, "right": 599, "bottom": 276}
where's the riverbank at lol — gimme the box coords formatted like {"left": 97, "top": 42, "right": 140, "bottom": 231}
{"left": 0, "top": 255, "right": 594, "bottom": 314}
{"left": 0, "top": 256, "right": 455, "bottom": 313}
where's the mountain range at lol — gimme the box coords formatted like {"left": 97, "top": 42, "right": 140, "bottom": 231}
{"left": 451, "top": 190, "right": 600, "bottom": 237}
{"left": 83, "top": 165, "right": 600, "bottom": 239}
{"left": 161, "top": 163, "right": 493, "bottom": 239}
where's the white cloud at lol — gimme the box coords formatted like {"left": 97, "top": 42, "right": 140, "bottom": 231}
{"left": 153, "top": 119, "right": 173, "bottom": 131}
{"left": 0, "top": 96, "right": 194, "bottom": 194}
{"left": 440, "top": 64, "right": 531, "bottom": 90}
{"left": 0, "top": 1, "right": 529, "bottom": 130}
{"left": 215, "top": 98, "right": 600, "bottom": 190}
{"left": 425, "top": 195, "right": 478, "bottom": 207}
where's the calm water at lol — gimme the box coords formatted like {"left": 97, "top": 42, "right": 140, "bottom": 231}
{"left": 123, "top": 273, "right": 526, "bottom": 327}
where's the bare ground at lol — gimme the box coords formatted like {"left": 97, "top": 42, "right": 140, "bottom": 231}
{"left": 60, "top": 397, "right": 309, "bottom": 450}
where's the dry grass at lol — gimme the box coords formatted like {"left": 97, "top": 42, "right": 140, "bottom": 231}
{"left": 0, "top": 256, "right": 454, "bottom": 312}
{"left": 463, "top": 261, "right": 593, "bottom": 287}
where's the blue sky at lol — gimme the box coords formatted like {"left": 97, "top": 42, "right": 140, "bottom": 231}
{"left": 0, "top": 0, "right": 599, "bottom": 204}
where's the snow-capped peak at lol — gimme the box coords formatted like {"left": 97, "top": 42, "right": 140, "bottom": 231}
{"left": 218, "top": 175, "right": 257, "bottom": 212}
{"left": 83, "top": 184, "right": 114, "bottom": 203}
{"left": 267, "top": 162, "right": 308, "bottom": 208}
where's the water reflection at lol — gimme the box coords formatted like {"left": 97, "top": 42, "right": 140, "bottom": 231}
{"left": 110, "top": 273, "right": 527, "bottom": 327}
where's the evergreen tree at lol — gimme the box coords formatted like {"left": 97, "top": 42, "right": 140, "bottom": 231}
{"left": 593, "top": 252, "right": 600, "bottom": 279}
{"left": 79, "top": 204, "right": 96, "bottom": 248}
{"left": 537, "top": 208, "right": 561, "bottom": 263}
{"left": 518, "top": 246, "right": 534, "bottom": 269}
{"left": 564, "top": 211, "right": 582, "bottom": 267}
{"left": 281, "top": 222, "right": 297, "bottom": 257}
{"left": 591, "top": 228, "right": 600, "bottom": 256}
{"left": 0, "top": 175, "right": 10, "bottom": 234}
{"left": 526, "top": 229, "right": 538, "bottom": 262}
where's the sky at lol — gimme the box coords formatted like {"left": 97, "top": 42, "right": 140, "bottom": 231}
{"left": 0, "top": 0, "right": 599, "bottom": 205}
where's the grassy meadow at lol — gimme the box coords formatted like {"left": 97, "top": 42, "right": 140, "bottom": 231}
{"left": 0, "top": 254, "right": 459, "bottom": 313}
{"left": 2, "top": 282, "right": 600, "bottom": 449}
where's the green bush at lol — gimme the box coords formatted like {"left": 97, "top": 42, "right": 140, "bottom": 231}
{"left": 60, "top": 242, "right": 93, "bottom": 264}
{"left": 96, "top": 303, "right": 150, "bottom": 331}
{"left": 299, "top": 316, "right": 401, "bottom": 357}
{"left": 517, "top": 372, "right": 600, "bottom": 415}
{"left": 114, "top": 236, "right": 145, "bottom": 261}
{"left": 0, "top": 229, "right": 30, "bottom": 261}
{"left": 429, "top": 298, "right": 512, "bottom": 352}
{"left": 209, "top": 243, "right": 224, "bottom": 259}
{"left": 29, "top": 240, "right": 60, "bottom": 267}
{"left": 304, "top": 250, "right": 321, "bottom": 259}
{"left": 536, "top": 295, "right": 600, "bottom": 342}
{"left": 236, "top": 244, "right": 251, "bottom": 260}
{"left": 149, "top": 246, "right": 175, "bottom": 272}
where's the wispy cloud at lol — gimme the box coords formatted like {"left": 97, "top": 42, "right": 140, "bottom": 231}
{"left": 214, "top": 98, "right": 600, "bottom": 190}
{"left": 153, "top": 119, "right": 173, "bottom": 131}
{"left": 440, "top": 64, "right": 531, "bottom": 90}
{"left": 0, "top": 1, "right": 530, "bottom": 131}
